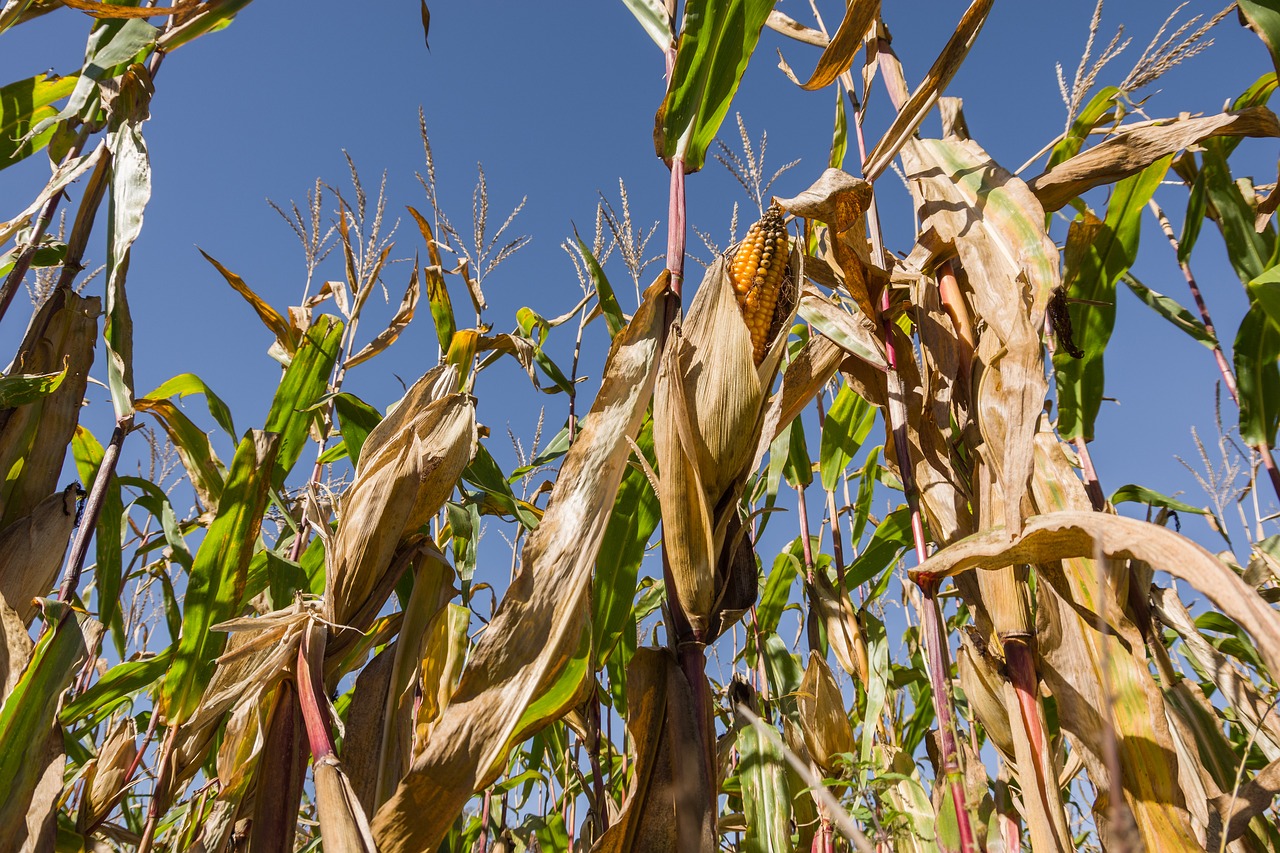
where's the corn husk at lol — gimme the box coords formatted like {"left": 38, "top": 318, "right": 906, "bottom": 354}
{"left": 77, "top": 717, "right": 138, "bottom": 832}
{"left": 0, "top": 485, "right": 79, "bottom": 624}
{"left": 325, "top": 364, "right": 476, "bottom": 630}
{"left": 796, "top": 651, "right": 855, "bottom": 778}
{"left": 654, "top": 254, "right": 796, "bottom": 637}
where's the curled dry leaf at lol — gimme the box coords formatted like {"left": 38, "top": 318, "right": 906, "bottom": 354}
{"left": 797, "top": 651, "right": 855, "bottom": 778}
{"left": 373, "top": 278, "right": 671, "bottom": 853}
{"left": 911, "top": 510, "right": 1280, "bottom": 683}
{"left": 776, "top": 0, "right": 880, "bottom": 90}
{"left": 325, "top": 364, "right": 476, "bottom": 630}
{"left": 1028, "top": 106, "right": 1280, "bottom": 212}
{"left": 655, "top": 255, "right": 793, "bottom": 636}
{"left": 0, "top": 485, "right": 78, "bottom": 624}
{"left": 776, "top": 168, "right": 875, "bottom": 319}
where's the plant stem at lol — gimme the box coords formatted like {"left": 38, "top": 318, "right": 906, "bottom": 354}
{"left": 1073, "top": 436, "right": 1106, "bottom": 511}
{"left": 135, "top": 720, "right": 180, "bottom": 853}
{"left": 58, "top": 417, "right": 132, "bottom": 603}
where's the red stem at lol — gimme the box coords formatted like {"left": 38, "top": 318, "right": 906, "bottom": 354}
{"left": 1073, "top": 436, "right": 1106, "bottom": 511}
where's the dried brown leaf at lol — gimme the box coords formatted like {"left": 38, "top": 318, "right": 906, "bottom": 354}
{"left": 372, "top": 278, "right": 672, "bottom": 853}
{"left": 776, "top": 1, "right": 880, "bottom": 91}
{"left": 1028, "top": 106, "right": 1280, "bottom": 211}
{"left": 0, "top": 486, "right": 78, "bottom": 624}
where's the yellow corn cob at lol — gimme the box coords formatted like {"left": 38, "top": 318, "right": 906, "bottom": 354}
{"left": 730, "top": 201, "right": 790, "bottom": 365}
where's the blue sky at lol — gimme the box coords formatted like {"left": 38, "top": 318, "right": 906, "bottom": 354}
{"left": 2, "top": 1, "right": 1275, "bottom": 617}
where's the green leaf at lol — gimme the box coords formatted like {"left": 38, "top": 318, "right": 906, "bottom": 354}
{"left": 71, "top": 427, "right": 125, "bottom": 654}
{"left": 60, "top": 647, "right": 172, "bottom": 727}
{"left": 819, "top": 381, "right": 873, "bottom": 491}
{"left": 846, "top": 506, "right": 911, "bottom": 590}
{"left": 757, "top": 544, "right": 801, "bottom": 637}
{"left": 117, "top": 475, "right": 192, "bottom": 570}
{"left": 332, "top": 391, "right": 382, "bottom": 468}
{"left": 621, "top": 0, "right": 672, "bottom": 49}
{"left": 1110, "top": 484, "right": 1209, "bottom": 516}
{"left": 1047, "top": 85, "right": 1120, "bottom": 171}
{"left": 462, "top": 444, "right": 540, "bottom": 529}
{"left": 829, "top": 86, "right": 848, "bottom": 171}
{"left": 1235, "top": 301, "right": 1280, "bottom": 448}
{"left": 592, "top": 418, "right": 659, "bottom": 663}
{"left": 264, "top": 314, "right": 343, "bottom": 481}
{"left": 849, "top": 446, "right": 880, "bottom": 548}
{"left": 656, "top": 0, "right": 775, "bottom": 172}
{"left": 1054, "top": 156, "right": 1169, "bottom": 441}
{"left": 157, "top": 0, "right": 254, "bottom": 52}
{"left": 0, "top": 602, "right": 99, "bottom": 841}
{"left": 737, "top": 710, "right": 794, "bottom": 853}
{"left": 0, "top": 366, "right": 66, "bottom": 408}
{"left": 1201, "top": 142, "right": 1273, "bottom": 284}
{"left": 134, "top": 398, "right": 225, "bottom": 512}
{"left": 1121, "top": 272, "right": 1215, "bottom": 349}
{"left": 0, "top": 73, "right": 77, "bottom": 170}
{"left": 408, "top": 205, "right": 456, "bottom": 353}
{"left": 145, "top": 372, "right": 236, "bottom": 440}
{"left": 575, "top": 235, "right": 624, "bottom": 339}
{"left": 160, "top": 430, "right": 279, "bottom": 724}
{"left": 760, "top": 632, "right": 802, "bottom": 717}
{"left": 1238, "top": 3, "right": 1280, "bottom": 82}
{"left": 1178, "top": 169, "right": 1207, "bottom": 263}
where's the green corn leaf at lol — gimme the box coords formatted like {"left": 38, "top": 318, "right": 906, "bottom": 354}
{"left": 1121, "top": 272, "right": 1215, "bottom": 349}
{"left": 0, "top": 366, "right": 67, "bottom": 408}
{"left": 1054, "top": 156, "right": 1169, "bottom": 441}
{"left": 264, "top": 314, "right": 343, "bottom": 481}
{"left": 1239, "top": 1, "right": 1280, "bottom": 78}
{"left": 1235, "top": 301, "right": 1280, "bottom": 448}
{"left": 134, "top": 398, "right": 226, "bottom": 512}
{"left": 70, "top": 426, "right": 125, "bottom": 654}
{"left": 160, "top": 430, "right": 279, "bottom": 725}
{"left": 0, "top": 72, "right": 77, "bottom": 170}
{"left": 757, "top": 545, "right": 801, "bottom": 637}
{"left": 145, "top": 372, "right": 236, "bottom": 440}
{"left": 593, "top": 418, "right": 659, "bottom": 664}
{"left": 0, "top": 601, "right": 101, "bottom": 845}
{"left": 575, "top": 235, "right": 625, "bottom": 339}
{"left": 737, "top": 710, "right": 794, "bottom": 853}
{"left": 332, "top": 391, "right": 383, "bottom": 468}
{"left": 656, "top": 0, "right": 775, "bottom": 172}
{"left": 819, "top": 381, "right": 873, "bottom": 492}
{"left": 621, "top": 0, "right": 672, "bottom": 50}
{"left": 60, "top": 647, "right": 172, "bottom": 727}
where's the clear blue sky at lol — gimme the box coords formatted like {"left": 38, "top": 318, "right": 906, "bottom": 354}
{"left": 2, "top": 1, "right": 1274, "bottom": 605}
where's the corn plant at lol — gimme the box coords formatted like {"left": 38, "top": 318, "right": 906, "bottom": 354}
{"left": 2, "top": 1, "right": 1280, "bottom": 852}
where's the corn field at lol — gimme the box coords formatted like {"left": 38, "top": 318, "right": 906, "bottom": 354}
{"left": 2, "top": 1, "right": 1280, "bottom": 851}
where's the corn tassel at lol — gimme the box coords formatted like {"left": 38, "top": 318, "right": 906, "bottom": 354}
{"left": 729, "top": 201, "right": 791, "bottom": 365}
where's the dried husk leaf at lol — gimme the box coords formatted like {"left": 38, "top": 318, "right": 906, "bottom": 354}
{"left": 777, "top": 169, "right": 875, "bottom": 318}
{"left": 592, "top": 647, "right": 712, "bottom": 853}
{"left": 1028, "top": 106, "right": 1280, "bottom": 212}
{"left": 246, "top": 679, "right": 307, "bottom": 853}
{"left": 655, "top": 256, "right": 792, "bottom": 636}
{"left": 797, "top": 651, "right": 854, "bottom": 777}
{"left": 343, "top": 643, "right": 396, "bottom": 815}
{"left": 903, "top": 137, "right": 1057, "bottom": 535}
{"left": 325, "top": 365, "right": 476, "bottom": 629}
{"left": 911, "top": 511, "right": 1280, "bottom": 682}
{"left": 77, "top": 716, "right": 138, "bottom": 831}
{"left": 376, "top": 555, "right": 456, "bottom": 807}
{"left": 776, "top": 0, "right": 879, "bottom": 91}
{"left": 372, "top": 279, "right": 671, "bottom": 853}
{"left": 0, "top": 289, "right": 98, "bottom": 527}
{"left": 807, "top": 572, "right": 867, "bottom": 683}
{"left": 0, "top": 485, "right": 78, "bottom": 624}
{"left": 0, "top": 591, "right": 32, "bottom": 702}
{"left": 956, "top": 628, "right": 1013, "bottom": 758}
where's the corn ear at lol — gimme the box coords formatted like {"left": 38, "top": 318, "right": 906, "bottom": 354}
{"left": 796, "top": 651, "right": 855, "bottom": 778}
{"left": 729, "top": 201, "right": 794, "bottom": 365}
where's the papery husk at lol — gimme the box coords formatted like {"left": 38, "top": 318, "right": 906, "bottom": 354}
{"left": 956, "top": 627, "right": 1014, "bottom": 759}
{"left": 796, "top": 651, "right": 855, "bottom": 778}
{"left": 77, "top": 716, "right": 138, "bottom": 832}
{"left": 807, "top": 571, "right": 868, "bottom": 684}
{"left": 776, "top": 168, "right": 875, "bottom": 318}
{"left": 591, "top": 647, "right": 712, "bottom": 853}
{"left": 372, "top": 279, "right": 671, "bottom": 853}
{"left": 0, "top": 484, "right": 77, "bottom": 624}
{"left": 654, "top": 255, "right": 795, "bottom": 636}
{"left": 0, "top": 289, "right": 99, "bottom": 527}
{"left": 325, "top": 364, "right": 476, "bottom": 630}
